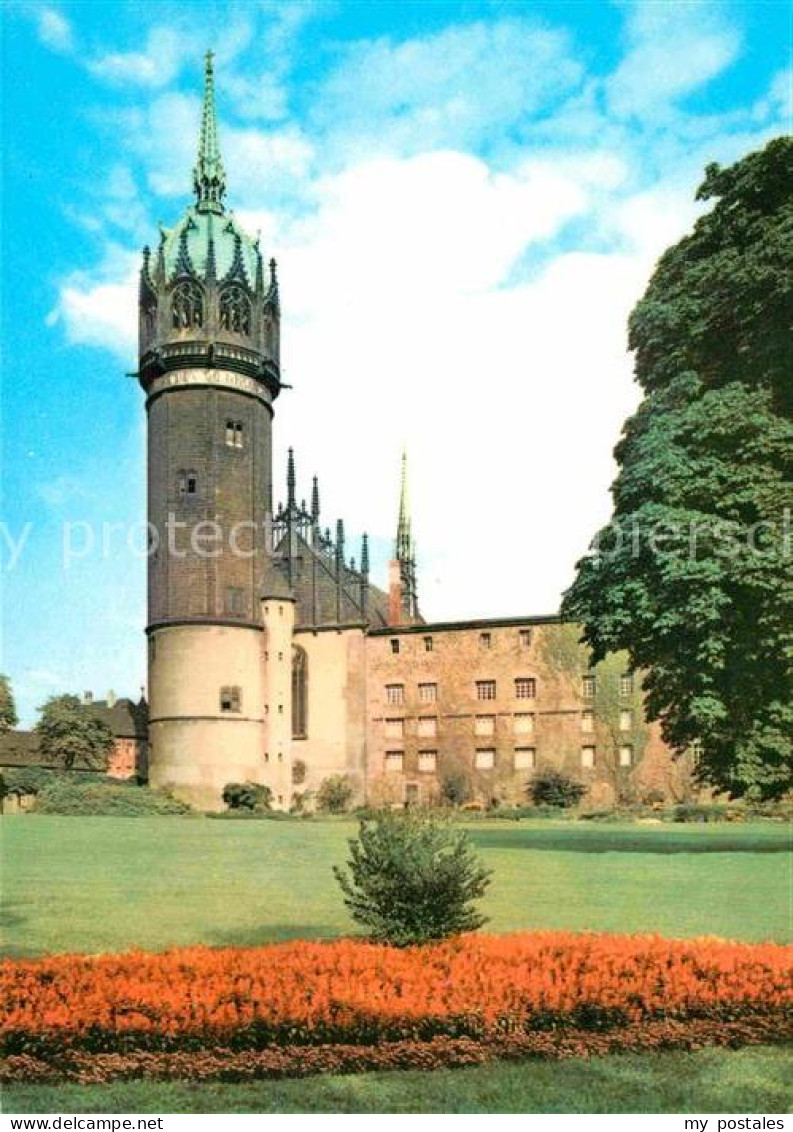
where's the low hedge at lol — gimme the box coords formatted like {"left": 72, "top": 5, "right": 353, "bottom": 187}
{"left": 34, "top": 779, "right": 190, "bottom": 817}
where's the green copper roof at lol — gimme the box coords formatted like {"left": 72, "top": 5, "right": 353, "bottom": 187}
{"left": 193, "top": 51, "right": 227, "bottom": 214}
{"left": 159, "top": 208, "right": 260, "bottom": 285}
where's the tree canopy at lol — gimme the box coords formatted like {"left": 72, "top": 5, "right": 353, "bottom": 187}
{"left": 562, "top": 138, "right": 793, "bottom": 801}
{"left": 36, "top": 695, "right": 114, "bottom": 773}
{"left": 0, "top": 675, "right": 18, "bottom": 732}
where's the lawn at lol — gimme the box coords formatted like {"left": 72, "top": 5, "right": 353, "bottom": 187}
{"left": 1, "top": 815, "right": 789, "bottom": 956}
{"left": 4, "top": 1046, "right": 791, "bottom": 1114}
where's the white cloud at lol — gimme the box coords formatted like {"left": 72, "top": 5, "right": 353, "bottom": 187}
{"left": 34, "top": 6, "right": 74, "bottom": 53}
{"left": 48, "top": 247, "right": 138, "bottom": 360}
{"left": 89, "top": 26, "right": 200, "bottom": 88}
{"left": 607, "top": 1, "right": 741, "bottom": 121}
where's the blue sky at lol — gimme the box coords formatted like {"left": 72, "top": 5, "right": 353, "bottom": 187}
{"left": 2, "top": 0, "right": 790, "bottom": 725}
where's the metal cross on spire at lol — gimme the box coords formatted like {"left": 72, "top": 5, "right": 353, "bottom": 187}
{"left": 193, "top": 50, "right": 227, "bottom": 213}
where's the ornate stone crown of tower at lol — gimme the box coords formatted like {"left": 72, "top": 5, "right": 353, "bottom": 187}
{"left": 139, "top": 52, "right": 292, "bottom": 810}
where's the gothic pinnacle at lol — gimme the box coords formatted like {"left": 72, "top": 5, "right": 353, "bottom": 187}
{"left": 193, "top": 49, "right": 227, "bottom": 214}
{"left": 287, "top": 447, "right": 296, "bottom": 508}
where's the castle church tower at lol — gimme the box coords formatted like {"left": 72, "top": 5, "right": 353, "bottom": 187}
{"left": 139, "top": 53, "right": 285, "bottom": 809}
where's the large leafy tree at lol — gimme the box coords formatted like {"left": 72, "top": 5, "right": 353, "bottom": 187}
{"left": 36, "top": 695, "right": 114, "bottom": 773}
{"left": 562, "top": 138, "right": 793, "bottom": 800}
{"left": 0, "top": 675, "right": 18, "bottom": 732}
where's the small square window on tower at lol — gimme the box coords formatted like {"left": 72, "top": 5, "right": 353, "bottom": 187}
{"left": 220, "top": 685, "right": 242, "bottom": 713}
{"left": 225, "top": 420, "right": 244, "bottom": 448}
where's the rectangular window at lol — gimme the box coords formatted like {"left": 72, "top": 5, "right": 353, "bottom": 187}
{"left": 225, "top": 420, "right": 243, "bottom": 448}
{"left": 582, "top": 675, "right": 596, "bottom": 699}
{"left": 514, "top": 712, "right": 535, "bottom": 734}
{"left": 519, "top": 628, "right": 533, "bottom": 648}
{"left": 225, "top": 586, "right": 244, "bottom": 615}
{"left": 385, "top": 684, "right": 404, "bottom": 704}
{"left": 390, "top": 638, "right": 400, "bottom": 654}
{"left": 385, "top": 751, "right": 404, "bottom": 773}
{"left": 220, "top": 686, "right": 241, "bottom": 713}
{"left": 515, "top": 677, "right": 536, "bottom": 699}
{"left": 475, "top": 749, "right": 495, "bottom": 770}
{"left": 581, "top": 745, "right": 596, "bottom": 769}
{"left": 418, "top": 750, "right": 437, "bottom": 773}
{"left": 621, "top": 673, "right": 634, "bottom": 696}
{"left": 385, "top": 718, "right": 404, "bottom": 739}
{"left": 619, "top": 745, "right": 634, "bottom": 767}
{"left": 476, "top": 680, "right": 496, "bottom": 700}
{"left": 418, "top": 682, "right": 437, "bottom": 703}
{"left": 475, "top": 714, "right": 495, "bottom": 736}
{"left": 479, "top": 631, "right": 492, "bottom": 649}
{"left": 620, "top": 709, "right": 633, "bottom": 732}
{"left": 581, "top": 710, "right": 594, "bottom": 733}
{"left": 417, "top": 717, "right": 437, "bottom": 738}
{"left": 514, "top": 747, "right": 536, "bottom": 770}
{"left": 424, "top": 636, "right": 433, "bottom": 652}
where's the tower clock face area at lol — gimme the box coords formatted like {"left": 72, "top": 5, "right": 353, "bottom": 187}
{"left": 146, "top": 375, "right": 273, "bottom": 628}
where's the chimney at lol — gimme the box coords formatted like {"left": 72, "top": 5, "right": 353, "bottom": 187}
{"left": 107, "top": 689, "right": 116, "bottom": 708}
{"left": 388, "top": 560, "right": 403, "bottom": 626}
{"left": 82, "top": 691, "right": 93, "bottom": 705}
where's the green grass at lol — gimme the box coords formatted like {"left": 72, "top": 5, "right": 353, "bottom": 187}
{"left": 3, "top": 1046, "right": 791, "bottom": 1113}
{"left": 1, "top": 815, "right": 789, "bottom": 956}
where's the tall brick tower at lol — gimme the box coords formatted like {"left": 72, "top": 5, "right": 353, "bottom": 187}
{"left": 138, "top": 53, "right": 286, "bottom": 808}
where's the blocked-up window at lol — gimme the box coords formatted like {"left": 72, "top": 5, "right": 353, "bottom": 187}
{"left": 475, "top": 749, "right": 495, "bottom": 770}
{"left": 418, "top": 750, "right": 437, "bottom": 773}
{"left": 620, "top": 710, "right": 633, "bottom": 732}
{"left": 385, "top": 751, "right": 404, "bottom": 773}
{"left": 581, "top": 745, "right": 596, "bottom": 769}
{"left": 514, "top": 747, "right": 536, "bottom": 770}
{"left": 417, "top": 717, "right": 437, "bottom": 738}
{"left": 619, "top": 745, "right": 634, "bottom": 767}
{"left": 581, "top": 710, "right": 594, "bottom": 733}
{"left": 514, "top": 713, "right": 535, "bottom": 734}
{"left": 475, "top": 715, "right": 495, "bottom": 736}
{"left": 385, "top": 718, "right": 404, "bottom": 739}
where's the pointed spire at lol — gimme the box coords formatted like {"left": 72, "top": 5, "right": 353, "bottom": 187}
{"left": 287, "top": 447, "right": 296, "bottom": 509}
{"left": 361, "top": 532, "right": 369, "bottom": 576}
{"left": 193, "top": 50, "right": 227, "bottom": 214}
{"left": 336, "top": 519, "right": 345, "bottom": 563}
{"left": 268, "top": 257, "right": 280, "bottom": 312}
{"left": 395, "top": 449, "right": 412, "bottom": 562}
{"left": 311, "top": 476, "right": 320, "bottom": 524}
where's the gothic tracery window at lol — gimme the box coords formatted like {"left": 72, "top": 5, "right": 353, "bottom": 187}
{"left": 292, "top": 646, "right": 308, "bottom": 739}
{"left": 219, "top": 285, "right": 252, "bottom": 335}
{"left": 171, "top": 282, "right": 204, "bottom": 330}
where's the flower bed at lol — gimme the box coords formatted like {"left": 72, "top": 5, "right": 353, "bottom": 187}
{"left": 2, "top": 933, "right": 791, "bottom": 1079}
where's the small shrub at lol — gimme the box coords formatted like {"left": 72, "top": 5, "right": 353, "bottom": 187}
{"left": 333, "top": 812, "right": 492, "bottom": 947}
{"left": 34, "top": 779, "right": 189, "bottom": 817}
{"left": 316, "top": 774, "right": 354, "bottom": 814}
{"left": 528, "top": 770, "right": 588, "bottom": 809}
{"left": 0, "top": 766, "right": 59, "bottom": 798}
{"left": 673, "top": 803, "right": 730, "bottom": 823}
{"left": 439, "top": 756, "right": 472, "bottom": 806}
{"left": 291, "top": 759, "right": 307, "bottom": 786}
{"left": 222, "top": 782, "right": 272, "bottom": 812}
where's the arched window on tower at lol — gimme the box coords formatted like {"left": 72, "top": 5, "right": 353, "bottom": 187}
{"left": 219, "top": 285, "right": 252, "bottom": 335}
{"left": 171, "top": 281, "right": 204, "bottom": 330}
{"left": 292, "top": 646, "right": 308, "bottom": 739}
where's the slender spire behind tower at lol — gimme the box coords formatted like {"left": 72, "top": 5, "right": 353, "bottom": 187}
{"left": 193, "top": 50, "right": 227, "bottom": 214}
{"left": 393, "top": 450, "right": 419, "bottom": 621}
{"left": 395, "top": 450, "right": 412, "bottom": 562}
